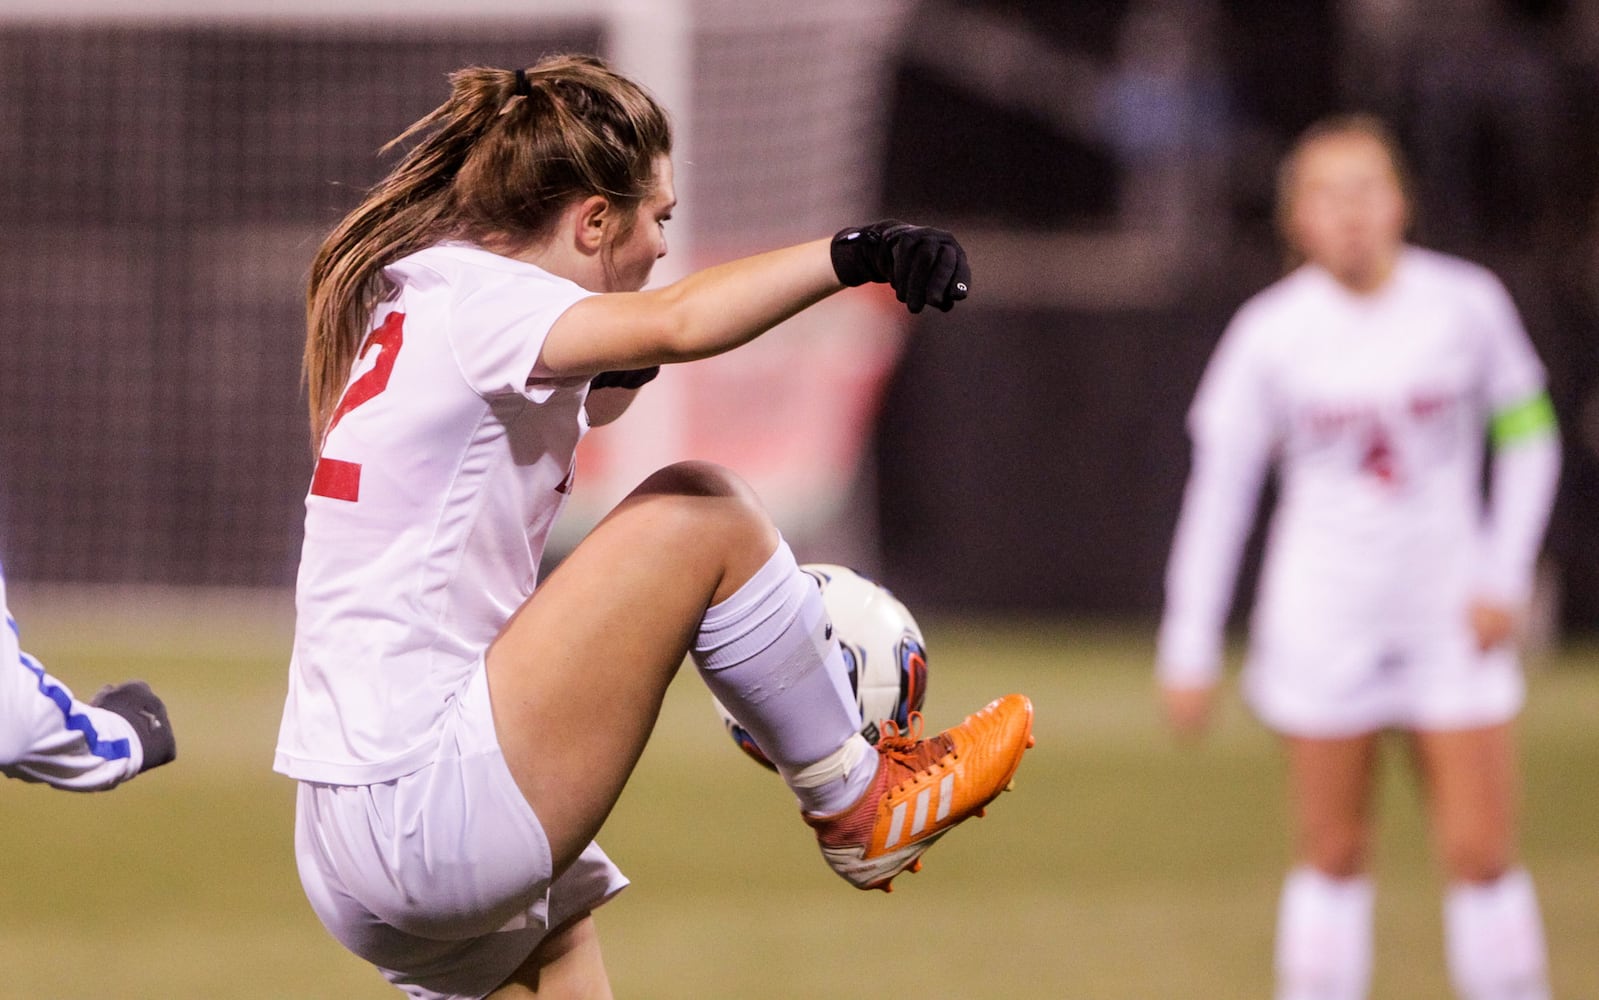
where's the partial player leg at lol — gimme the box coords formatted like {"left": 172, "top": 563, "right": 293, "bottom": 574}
{"left": 1285, "top": 732, "right": 1381, "bottom": 878}
{"left": 1275, "top": 732, "right": 1380, "bottom": 1000}
{"left": 1410, "top": 724, "right": 1549, "bottom": 1000}
{"left": 694, "top": 540, "right": 1034, "bottom": 891}
{"left": 1275, "top": 866, "right": 1375, "bottom": 1000}
{"left": 488, "top": 913, "right": 610, "bottom": 999}
{"left": 690, "top": 539, "right": 874, "bottom": 815}
{"left": 486, "top": 459, "right": 1034, "bottom": 899}
{"left": 690, "top": 511, "right": 1033, "bottom": 892}
{"left": 486, "top": 461, "right": 800, "bottom": 876}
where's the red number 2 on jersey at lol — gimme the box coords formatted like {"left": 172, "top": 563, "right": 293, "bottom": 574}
{"left": 310, "top": 311, "right": 405, "bottom": 502}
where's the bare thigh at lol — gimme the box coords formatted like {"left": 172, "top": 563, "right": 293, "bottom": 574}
{"left": 488, "top": 914, "right": 610, "bottom": 1000}
{"left": 1406, "top": 722, "right": 1520, "bottom": 883}
{"left": 1284, "top": 732, "right": 1382, "bottom": 877}
{"left": 485, "top": 461, "right": 778, "bottom": 876}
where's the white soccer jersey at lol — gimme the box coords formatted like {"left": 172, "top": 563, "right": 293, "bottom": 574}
{"left": 274, "top": 243, "right": 595, "bottom": 785}
{"left": 1158, "top": 247, "right": 1555, "bottom": 688}
{"left": 0, "top": 564, "right": 143, "bottom": 789}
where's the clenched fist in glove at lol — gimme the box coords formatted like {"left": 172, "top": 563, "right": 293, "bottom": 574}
{"left": 830, "top": 220, "right": 971, "bottom": 314}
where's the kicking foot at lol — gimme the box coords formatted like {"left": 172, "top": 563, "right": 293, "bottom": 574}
{"left": 806, "top": 693, "right": 1034, "bottom": 891}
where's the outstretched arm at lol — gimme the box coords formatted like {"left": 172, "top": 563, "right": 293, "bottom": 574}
{"left": 539, "top": 222, "right": 969, "bottom": 377}
{"left": 1, "top": 579, "right": 175, "bottom": 790}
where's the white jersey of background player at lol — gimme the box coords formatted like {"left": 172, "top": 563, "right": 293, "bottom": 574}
{"left": 0, "top": 562, "right": 176, "bottom": 789}
{"left": 1163, "top": 247, "right": 1551, "bottom": 731}
{"left": 1157, "top": 116, "right": 1559, "bottom": 1000}
{"left": 276, "top": 56, "right": 1032, "bottom": 1000}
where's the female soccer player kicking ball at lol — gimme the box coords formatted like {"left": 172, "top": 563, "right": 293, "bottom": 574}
{"left": 1, "top": 562, "right": 176, "bottom": 789}
{"left": 1157, "top": 114, "right": 1559, "bottom": 1000}
{"left": 275, "top": 55, "right": 1034, "bottom": 1000}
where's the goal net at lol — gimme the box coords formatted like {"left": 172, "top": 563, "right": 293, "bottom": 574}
{"left": 0, "top": 0, "right": 912, "bottom": 586}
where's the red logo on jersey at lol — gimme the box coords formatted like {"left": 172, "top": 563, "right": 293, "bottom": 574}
{"left": 1407, "top": 390, "right": 1456, "bottom": 421}
{"left": 1360, "top": 424, "right": 1400, "bottom": 486}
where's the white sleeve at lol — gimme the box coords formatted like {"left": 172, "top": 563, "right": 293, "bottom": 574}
{"left": 1156, "top": 314, "right": 1277, "bottom": 687}
{"left": 0, "top": 579, "right": 142, "bottom": 791}
{"left": 1479, "top": 429, "right": 1560, "bottom": 605}
{"left": 1473, "top": 272, "right": 1546, "bottom": 409}
{"left": 450, "top": 274, "right": 594, "bottom": 403}
{"left": 1469, "top": 272, "right": 1560, "bottom": 605}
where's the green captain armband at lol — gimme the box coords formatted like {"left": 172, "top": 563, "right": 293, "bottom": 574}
{"left": 1490, "top": 391, "right": 1558, "bottom": 448}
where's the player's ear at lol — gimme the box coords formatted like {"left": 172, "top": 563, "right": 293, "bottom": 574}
{"left": 574, "top": 195, "right": 612, "bottom": 255}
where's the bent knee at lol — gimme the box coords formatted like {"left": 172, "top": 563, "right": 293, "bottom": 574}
{"left": 1299, "top": 831, "right": 1370, "bottom": 879}
{"left": 625, "top": 462, "right": 775, "bottom": 543}
{"left": 631, "top": 461, "right": 761, "bottom": 503}
{"left": 1439, "top": 838, "right": 1513, "bottom": 883}
{"left": 1303, "top": 851, "right": 1368, "bottom": 880}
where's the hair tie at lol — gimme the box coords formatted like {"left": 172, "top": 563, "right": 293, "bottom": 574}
{"left": 512, "top": 68, "right": 533, "bottom": 98}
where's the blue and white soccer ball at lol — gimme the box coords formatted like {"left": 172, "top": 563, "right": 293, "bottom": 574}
{"left": 712, "top": 563, "right": 929, "bottom": 770}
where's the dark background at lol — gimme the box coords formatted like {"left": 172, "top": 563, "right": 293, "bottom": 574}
{"left": 873, "top": 0, "right": 1598, "bottom": 628}
{"left": 0, "top": 1, "right": 1594, "bottom": 630}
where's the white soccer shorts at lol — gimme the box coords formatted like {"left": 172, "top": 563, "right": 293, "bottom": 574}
{"left": 1242, "top": 611, "right": 1525, "bottom": 738}
{"left": 293, "top": 662, "right": 627, "bottom": 1000}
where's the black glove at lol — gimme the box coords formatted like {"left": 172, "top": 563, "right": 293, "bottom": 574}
{"left": 589, "top": 366, "right": 661, "bottom": 391}
{"left": 92, "top": 681, "right": 176, "bottom": 772}
{"left": 830, "top": 220, "right": 971, "bottom": 314}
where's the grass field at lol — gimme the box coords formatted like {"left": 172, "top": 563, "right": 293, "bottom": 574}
{"left": 2, "top": 590, "right": 1595, "bottom": 999}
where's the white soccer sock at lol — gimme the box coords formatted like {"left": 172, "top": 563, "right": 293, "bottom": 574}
{"left": 693, "top": 540, "right": 873, "bottom": 815}
{"left": 1275, "top": 866, "right": 1374, "bottom": 1000}
{"left": 1444, "top": 869, "right": 1550, "bottom": 1000}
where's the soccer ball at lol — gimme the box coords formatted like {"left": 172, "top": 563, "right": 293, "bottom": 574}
{"left": 712, "top": 563, "right": 929, "bottom": 770}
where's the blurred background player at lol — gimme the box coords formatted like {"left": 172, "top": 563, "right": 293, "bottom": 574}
{"left": 1, "top": 561, "right": 176, "bottom": 790}
{"left": 1155, "top": 114, "right": 1560, "bottom": 1000}
{"left": 276, "top": 55, "right": 1033, "bottom": 1000}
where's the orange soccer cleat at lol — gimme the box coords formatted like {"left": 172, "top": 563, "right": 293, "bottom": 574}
{"left": 806, "top": 693, "right": 1035, "bottom": 891}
